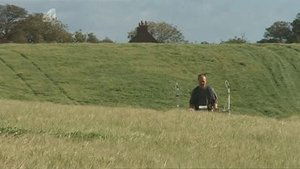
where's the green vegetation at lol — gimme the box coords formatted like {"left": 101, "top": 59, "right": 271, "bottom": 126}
{"left": 0, "top": 4, "right": 112, "bottom": 43}
{"left": 258, "top": 13, "right": 300, "bottom": 43}
{"left": 0, "top": 43, "right": 299, "bottom": 117}
{"left": 128, "top": 21, "right": 186, "bottom": 43}
{"left": 0, "top": 100, "right": 299, "bottom": 168}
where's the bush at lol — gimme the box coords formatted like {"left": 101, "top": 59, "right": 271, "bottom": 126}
{"left": 221, "top": 36, "right": 247, "bottom": 44}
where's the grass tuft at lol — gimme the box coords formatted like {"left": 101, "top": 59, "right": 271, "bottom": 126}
{"left": 0, "top": 127, "right": 28, "bottom": 136}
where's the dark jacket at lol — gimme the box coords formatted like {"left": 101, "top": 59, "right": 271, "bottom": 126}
{"left": 189, "top": 85, "right": 218, "bottom": 110}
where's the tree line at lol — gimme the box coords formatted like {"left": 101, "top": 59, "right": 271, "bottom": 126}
{"left": 258, "top": 13, "right": 300, "bottom": 43}
{"left": 198, "top": 13, "right": 300, "bottom": 44}
{"left": 1, "top": 4, "right": 300, "bottom": 44}
{"left": 221, "top": 13, "right": 300, "bottom": 44}
{"left": 0, "top": 4, "right": 113, "bottom": 43}
{"left": 0, "top": 4, "right": 188, "bottom": 44}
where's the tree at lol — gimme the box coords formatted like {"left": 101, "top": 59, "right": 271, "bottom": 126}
{"left": 10, "top": 13, "right": 72, "bottom": 43}
{"left": 73, "top": 30, "right": 86, "bottom": 42}
{"left": 12, "top": 13, "right": 44, "bottom": 43}
{"left": 257, "top": 38, "right": 281, "bottom": 43}
{"left": 291, "top": 13, "right": 300, "bottom": 42}
{"left": 0, "top": 4, "right": 27, "bottom": 42}
{"left": 128, "top": 21, "right": 187, "bottom": 43}
{"left": 221, "top": 35, "right": 247, "bottom": 44}
{"left": 101, "top": 37, "right": 114, "bottom": 43}
{"left": 262, "top": 21, "right": 294, "bottom": 43}
{"left": 86, "top": 33, "right": 99, "bottom": 43}
{"left": 42, "top": 17, "right": 73, "bottom": 43}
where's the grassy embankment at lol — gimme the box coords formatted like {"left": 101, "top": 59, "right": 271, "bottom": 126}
{"left": 0, "top": 100, "right": 299, "bottom": 168}
{"left": 0, "top": 43, "right": 299, "bottom": 117}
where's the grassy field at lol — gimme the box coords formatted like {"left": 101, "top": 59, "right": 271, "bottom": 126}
{"left": 0, "top": 43, "right": 299, "bottom": 117}
{"left": 0, "top": 43, "right": 299, "bottom": 168}
{"left": 0, "top": 99, "right": 299, "bottom": 168}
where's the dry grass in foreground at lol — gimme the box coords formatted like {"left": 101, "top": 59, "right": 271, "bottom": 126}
{"left": 0, "top": 99, "right": 299, "bottom": 168}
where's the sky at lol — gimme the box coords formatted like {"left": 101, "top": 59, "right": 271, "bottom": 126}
{"left": 1, "top": 0, "right": 300, "bottom": 43}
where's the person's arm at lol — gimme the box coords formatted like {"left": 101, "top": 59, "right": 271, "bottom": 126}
{"left": 214, "top": 89, "right": 218, "bottom": 110}
{"left": 189, "top": 104, "right": 195, "bottom": 108}
{"left": 213, "top": 103, "right": 218, "bottom": 110}
{"left": 208, "top": 86, "right": 218, "bottom": 111}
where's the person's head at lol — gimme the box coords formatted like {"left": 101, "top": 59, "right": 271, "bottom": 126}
{"left": 198, "top": 74, "right": 207, "bottom": 88}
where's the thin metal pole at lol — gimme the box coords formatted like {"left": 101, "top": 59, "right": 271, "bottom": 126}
{"left": 175, "top": 82, "right": 180, "bottom": 108}
{"left": 225, "top": 80, "right": 231, "bottom": 113}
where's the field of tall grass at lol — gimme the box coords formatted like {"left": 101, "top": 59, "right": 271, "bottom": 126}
{"left": 0, "top": 99, "right": 299, "bottom": 168}
{"left": 0, "top": 43, "right": 299, "bottom": 168}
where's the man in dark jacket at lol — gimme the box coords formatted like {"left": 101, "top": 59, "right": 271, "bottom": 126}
{"left": 189, "top": 74, "right": 218, "bottom": 111}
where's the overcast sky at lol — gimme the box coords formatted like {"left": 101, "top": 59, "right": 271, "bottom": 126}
{"left": 1, "top": 0, "right": 300, "bottom": 43}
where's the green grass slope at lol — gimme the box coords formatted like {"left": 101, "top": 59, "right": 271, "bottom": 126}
{"left": 0, "top": 100, "right": 299, "bottom": 168}
{"left": 0, "top": 43, "right": 299, "bottom": 117}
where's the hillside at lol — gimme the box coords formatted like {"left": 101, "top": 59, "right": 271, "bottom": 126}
{"left": 0, "top": 100, "right": 299, "bottom": 168}
{"left": 0, "top": 43, "right": 299, "bottom": 117}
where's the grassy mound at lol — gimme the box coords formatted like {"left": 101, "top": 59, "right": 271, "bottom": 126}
{"left": 0, "top": 43, "right": 299, "bottom": 117}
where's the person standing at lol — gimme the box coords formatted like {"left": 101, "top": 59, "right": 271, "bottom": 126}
{"left": 189, "top": 74, "right": 218, "bottom": 111}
